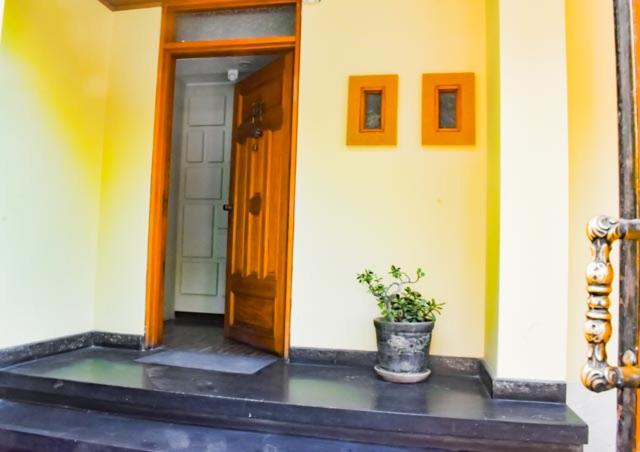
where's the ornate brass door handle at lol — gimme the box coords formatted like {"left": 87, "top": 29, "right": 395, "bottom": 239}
{"left": 583, "top": 215, "right": 640, "bottom": 392}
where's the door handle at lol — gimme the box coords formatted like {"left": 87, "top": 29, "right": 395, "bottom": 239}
{"left": 583, "top": 215, "right": 640, "bottom": 392}
{"left": 223, "top": 204, "right": 233, "bottom": 212}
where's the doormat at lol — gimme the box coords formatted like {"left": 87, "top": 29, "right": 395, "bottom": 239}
{"left": 135, "top": 351, "right": 278, "bottom": 375}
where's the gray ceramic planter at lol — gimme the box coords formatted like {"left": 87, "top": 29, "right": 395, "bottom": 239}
{"left": 373, "top": 317, "right": 434, "bottom": 383}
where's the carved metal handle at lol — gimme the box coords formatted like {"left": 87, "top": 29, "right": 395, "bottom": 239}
{"left": 583, "top": 215, "right": 640, "bottom": 392}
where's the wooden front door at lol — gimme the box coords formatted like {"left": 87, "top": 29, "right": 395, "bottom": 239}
{"left": 634, "top": 1, "right": 640, "bottom": 449}
{"left": 224, "top": 53, "right": 294, "bottom": 356}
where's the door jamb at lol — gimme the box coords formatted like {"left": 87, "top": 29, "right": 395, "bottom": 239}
{"left": 613, "top": 0, "right": 640, "bottom": 450}
{"left": 144, "top": 0, "right": 301, "bottom": 357}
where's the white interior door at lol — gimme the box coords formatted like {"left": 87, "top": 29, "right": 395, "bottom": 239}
{"left": 173, "top": 83, "right": 233, "bottom": 314}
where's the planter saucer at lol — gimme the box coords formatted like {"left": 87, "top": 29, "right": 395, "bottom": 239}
{"left": 374, "top": 365, "right": 431, "bottom": 384}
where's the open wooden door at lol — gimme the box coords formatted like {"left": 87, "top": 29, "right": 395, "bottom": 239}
{"left": 633, "top": 1, "right": 640, "bottom": 450}
{"left": 224, "top": 53, "right": 294, "bottom": 356}
{"left": 580, "top": 2, "right": 640, "bottom": 451}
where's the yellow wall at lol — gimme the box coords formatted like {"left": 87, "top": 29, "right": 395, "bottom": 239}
{"left": 0, "top": 0, "right": 5, "bottom": 39}
{"left": 565, "top": 0, "right": 618, "bottom": 449}
{"left": 290, "top": 0, "right": 487, "bottom": 355}
{"left": 0, "top": 0, "right": 111, "bottom": 346}
{"left": 489, "top": 0, "right": 570, "bottom": 380}
{"left": 94, "top": 8, "right": 161, "bottom": 334}
{"left": 24, "top": 0, "right": 487, "bottom": 354}
{"left": 79, "top": 0, "right": 489, "bottom": 355}
{"left": 0, "top": 2, "right": 621, "bottom": 412}
{"left": 484, "top": 0, "right": 500, "bottom": 373}
{"left": 0, "top": 2, "right": 159, "bottom": 343}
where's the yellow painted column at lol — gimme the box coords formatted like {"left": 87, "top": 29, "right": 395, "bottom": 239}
{"left": 0, "top": 0, "right": 111, "bottom": 347}
{"left": 487, "top": 0, "right": 570, "bottom": 381}
{"left": 0, "top": 0, "right": 5, "bottom": 40}
{"left": 94, "top": 8, "right": 161, "bottom": 335}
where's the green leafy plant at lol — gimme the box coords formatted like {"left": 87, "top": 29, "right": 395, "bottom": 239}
{"left": 356, "top": 265, "right": 444, "bottom": 322}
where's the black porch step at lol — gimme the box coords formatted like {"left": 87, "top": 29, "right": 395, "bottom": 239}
{"left": 0, "top": 347, "right": 587, "bottom": 451}
{"left": 0, "top": 399, "right": 426, "bottom": 451}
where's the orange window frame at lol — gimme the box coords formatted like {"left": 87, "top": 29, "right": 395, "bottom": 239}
{"left": 347, "top": 74, "right": 398, "bottom": 146}
{"left": 422, "top": 72, "right": 475, "bottom": 146}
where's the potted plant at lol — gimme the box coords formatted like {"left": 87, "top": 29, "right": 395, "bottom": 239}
{"left": 356, "top": 266, "right": 444, "bottom": 383}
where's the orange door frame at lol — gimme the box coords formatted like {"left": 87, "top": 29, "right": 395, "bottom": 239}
{"left": 144, "top": 0, "right": 301, "bottom": 357}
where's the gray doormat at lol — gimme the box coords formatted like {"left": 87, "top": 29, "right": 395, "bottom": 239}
{"left": 136, "top": 351, "right": 278, "bottom": 375}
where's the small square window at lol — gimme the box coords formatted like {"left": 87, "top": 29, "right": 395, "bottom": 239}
{"left": 438, "top": 89, "right": 458, "bottom": 130}
{"left": 422, "top": 73, "right": 475, "bottom": 146}
{"left": 347, "top": 75, "right": 398, "bottom": 146}
{"left": 363, "top": 90, "right": 383, "bottom": 130}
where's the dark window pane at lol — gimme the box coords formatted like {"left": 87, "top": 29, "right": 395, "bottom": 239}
{"left": 363, "top": 91, "right": 382, "bottom": 130}
{"left": 175, "top": 6, "right": 295, "bottom": 42}
{"left": 438, "top": 90, "right": 458, "bottom": 129}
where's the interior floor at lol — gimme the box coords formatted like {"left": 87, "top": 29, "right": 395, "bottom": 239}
{"left": 163, "top": 313, "right": 270, "bottom": 357}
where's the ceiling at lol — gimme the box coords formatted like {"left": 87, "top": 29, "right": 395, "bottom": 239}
{"left": 175, "top": 54, "right": 279, "bottom": 84}
{"left": 97, "top": 0, "right": 161, "bottom": 11}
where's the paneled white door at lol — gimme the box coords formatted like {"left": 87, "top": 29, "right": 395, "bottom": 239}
{"left": 174, "top": 83, "right": 233, "bottom": 314}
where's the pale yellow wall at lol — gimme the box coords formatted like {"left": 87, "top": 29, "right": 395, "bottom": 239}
{"left": 0, "top": 0, "right": 111, "bottom": 346}
{"left": 0, "top": 0, "right": 5, "bottom": 39}
{"left": 1, "top": 1, "right": 615, "bottom": 405}
{"left": 0, "top": 3, "right": 160, "bottom": 341}
{"left": 490, "top": 0, "right": 570, "bottom": 380}
{"left": 484, "top": 0, "right": 500, "bottom": 373}
{"left": 94, "top": 8, "right": 161, "bottom": 334}
{"left": 290, "top": 0, "right": 487, "bottom": 355}
{"left": 565, "top": 1, "right": 618, "bottom": 450}
{"left": 76, "top": 1, "right": 489, "bottom": 355}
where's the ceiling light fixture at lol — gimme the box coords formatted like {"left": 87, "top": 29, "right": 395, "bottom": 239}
{"left": 227, "top": 69, "right": 239, "bottom": 82}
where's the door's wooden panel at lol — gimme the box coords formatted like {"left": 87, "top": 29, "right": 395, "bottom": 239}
{"left": 634, "top": 0, "right": 640, "bottom": 448}
{"left": 235, "top": 295, "right": 275, "bottom": 331}
{"left": 225, "top": 53, "right": 294, "bottom": 355}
